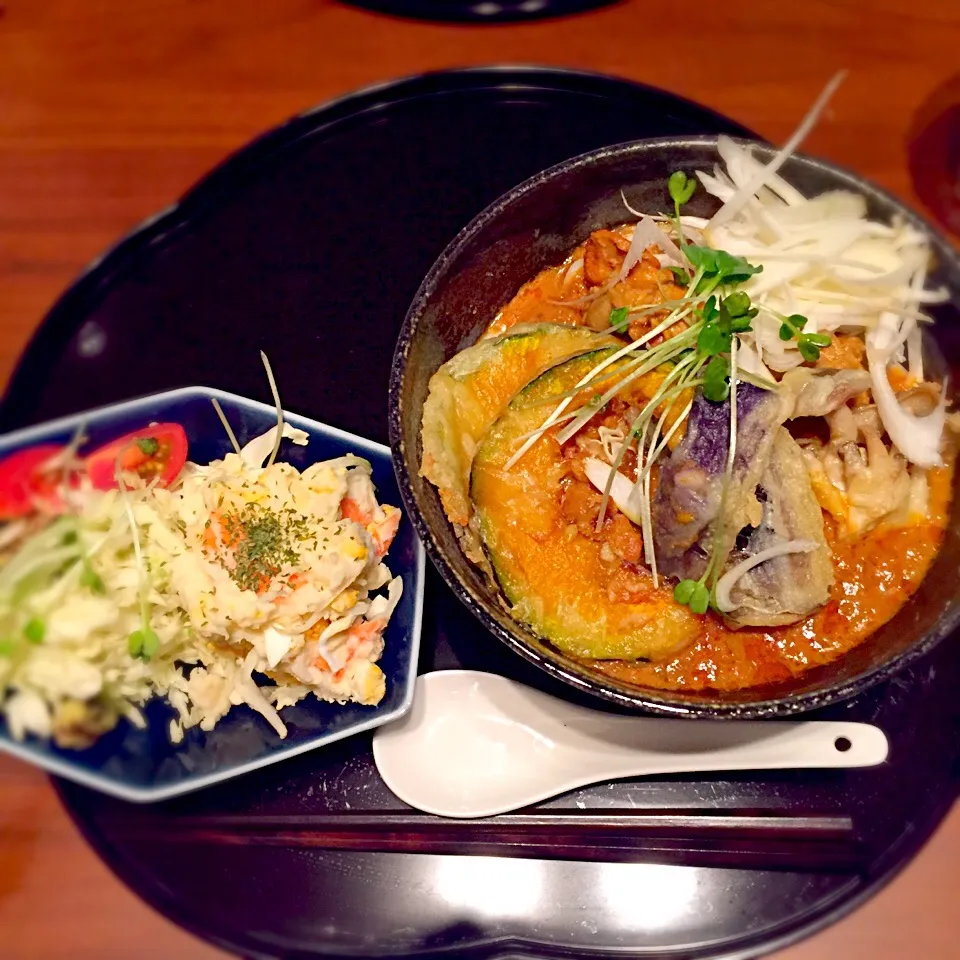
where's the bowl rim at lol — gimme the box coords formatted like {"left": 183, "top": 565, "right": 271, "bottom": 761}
{"left": 0, "top": 385, "right": 426, "bottom": 800}
{"left": 389, "top": 133, "right": 960, "bottom": 719}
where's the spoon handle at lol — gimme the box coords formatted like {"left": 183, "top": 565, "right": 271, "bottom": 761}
{"left": 569, "top": 718, "right": 889, "bottom": 780}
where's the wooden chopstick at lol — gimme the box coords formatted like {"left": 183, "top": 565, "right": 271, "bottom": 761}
{"left": 116, "top": 810, "right": 860, "bottom": 872}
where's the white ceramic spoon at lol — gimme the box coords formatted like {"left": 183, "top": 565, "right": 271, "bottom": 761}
{"left": 372, "top": 670, "right": 890, "bottom": 818}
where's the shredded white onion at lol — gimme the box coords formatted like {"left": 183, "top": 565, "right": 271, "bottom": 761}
{"left": 692, "top": 136, "right": 941, "bottom": 371}
{"left": 583, "top": 457, "right": 644, "bottom": 526}
{"left": 618, "top": 217, "right": 650, "bottom": 282}
{"left": 735, "top": 336, "right": 774, "bottom": 382}
{"left": 562, "top": 257, "right": 584, "bottom": 287}
{"left": 906, "top": 320, "right": 925, "bottom": 382}
{"left": 714, "top": 541, "right": 819, "bottom": 613}
{"left": 620, "top": 189, "right": 645, "bottom": 220}
{"left": 620, "top": 216, "right": 684, "bottom": 277}
{"left": 709, "top": 71, "right": 847, "bottom": 230}
{"left": 867, "top": 313, "right": 946, "bottom": 467}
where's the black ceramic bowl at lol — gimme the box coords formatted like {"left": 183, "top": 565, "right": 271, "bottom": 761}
{"left": 389, "top": 135, "right": 960, "bottom": 718}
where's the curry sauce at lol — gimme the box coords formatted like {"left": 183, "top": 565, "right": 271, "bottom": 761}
{"left": 593, "top": 503, "right": 949, "bottom": 692}
{"left": 478, "top": 236, "right": 955, "bottom": 694}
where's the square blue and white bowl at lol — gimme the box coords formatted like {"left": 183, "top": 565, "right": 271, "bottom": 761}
{"left": 0, "top": 387, "right": 425, "bottom": 802}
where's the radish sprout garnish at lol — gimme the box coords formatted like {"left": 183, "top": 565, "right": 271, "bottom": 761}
{"left": 115, "top": 450, "right": 159, "bottom": 662}
{"left": 211, "top": 398, "right": 242, "bottom": 456}
{"left": 260, "top": 350, "right": 284, "bottom": 469}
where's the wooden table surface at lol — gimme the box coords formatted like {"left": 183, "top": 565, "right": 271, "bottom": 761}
{"left": 1, "top": 1, "right": 959, "bottom": 957}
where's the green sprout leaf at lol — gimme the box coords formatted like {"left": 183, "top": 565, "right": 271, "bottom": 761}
{"left": 673, "top": 579, "right": 697, "bottom": 604}
{"left": 136, "top": 436, "right": 160, "bottom": 456}
{"left": 776, "top": 312, "right": 830, "bottom": 362}
{"left": 701, "top": 295, "right": 719, "bottom": 323}
{"left": 668, "top": 170, "right": 696, "bottom": 207}
{"left": 686, "top": 245, "right": 762, "bottom": 293}
{"left": 674, "top": 579, "right": 710, "bottom": 615}
{"left": 140, "top": 628, "right": 160, "bottom": 660}
{"left": 667, "top": 265, "right": 690, "bottom": 285}
{"left": 0, "top": 638, "right": 17, "bottom": 657}
{"left": 609, "top": 306, "right": 630, "bottom": 331}
{"left": 711, "top": 250, "right": 763, "bottom": 286}
{"left": 724, "top": 291, "right": 752, "bottom": 318}
{"left": 688, "top": 583, "right": 710, "bottom": 615}
{"left": 130, "top": 623, "right": 159, "bottom": 661}
{"left": 685, "top": 244, "right": 718, "bottom": 274}
{"left": 778, "top": 314, "right": 807, "bottom": 339}
{"left": 703, "top": 355, "right": 731, "bottom": 402}
{"left": 128, "top": 630, "right": 144, "bottom": 658}
{"left": 23, "top": 618, "right": 45, "bottom": 645}
{"left": 697, "top": 292, "right": 756, "bottom": 363}
{"left": 698, "top": 322, "right": 730, "bottom": 357}
{"left": 80, "top": 565, "right": 106, "bottom": 594}
{"left": 667, "top": 171, "right": 697, "bottom": 247}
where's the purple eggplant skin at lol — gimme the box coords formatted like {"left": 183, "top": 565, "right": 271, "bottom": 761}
{"left": 652, "top": 383, "right": 785, "bottom": 582}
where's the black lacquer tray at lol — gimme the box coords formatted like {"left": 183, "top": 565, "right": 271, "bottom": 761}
{"left": 339, "top": 0, "right": 618, "bottom": 22}
{"left": 3, "top": 67, "right": 958, "bottom": 960}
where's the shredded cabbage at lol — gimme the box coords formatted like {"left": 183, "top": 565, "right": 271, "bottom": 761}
{"left": 866, "top": 313, "right": 946, "bottom": 467}
{"left": 693, "top": 135, "right": 947, "bottom": 382}
{"left": 582, "top": 457, "right": 644, "bottom": 526}
{"left": 0, "top": 426, "right": 403, "bottom": 748}
{"left": 686, "top": 115, "right": 949, "bottom": 466}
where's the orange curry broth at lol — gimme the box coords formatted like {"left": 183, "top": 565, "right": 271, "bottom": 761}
{"left": 592, "top": 466, "right": 952, "bottom": 691}
{"left": 480, "top": 230, "right": 956, "bottom": 694}
{"left": 485, "top": 231, "right": 687, "bottom": 340}
{"left": 485, "top": 255, "right": 589, "bottom": 336}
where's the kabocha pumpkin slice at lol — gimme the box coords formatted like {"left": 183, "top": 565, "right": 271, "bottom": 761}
{"left": 471, "top": 350, "right": 700, "bottom": 661}
{"left": 420, "top": 323, "right": 616, "bottom": 562}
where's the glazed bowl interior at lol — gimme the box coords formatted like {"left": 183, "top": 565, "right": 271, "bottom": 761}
{"left": 390, "top": 136, "right": 960, "bottom": 717}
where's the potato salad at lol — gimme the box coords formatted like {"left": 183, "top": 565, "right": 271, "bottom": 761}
{"left": 0, "top": 418, "right": 403, "bottom": 748}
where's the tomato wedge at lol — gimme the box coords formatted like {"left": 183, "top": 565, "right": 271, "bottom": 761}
{"left": 0, "top": 445, "right": 68, "bottom": 519}
{"left": 86, "top": 423, "right": 188, "bottom": 490}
